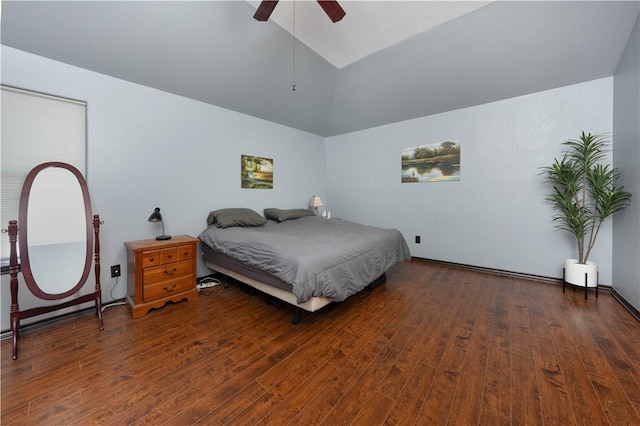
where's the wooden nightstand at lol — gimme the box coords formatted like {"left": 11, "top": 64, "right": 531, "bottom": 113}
{"left": 124, "top": 235, "right": 199, "bottom": 318}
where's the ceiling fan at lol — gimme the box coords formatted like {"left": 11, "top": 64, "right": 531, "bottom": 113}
{"left": 253, "top": 0, "right": 346, "bottom": 23}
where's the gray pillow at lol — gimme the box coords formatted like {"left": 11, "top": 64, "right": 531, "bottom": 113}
{"left": 207, "top": 208, "right": 267, "bottom": 228}
{"left": 264, "top": 208, "right": 315, "bottom": 222}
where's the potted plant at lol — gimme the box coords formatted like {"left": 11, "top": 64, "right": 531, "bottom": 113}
{"left": 541, "top": 131, "right": 632, "bottom": 288}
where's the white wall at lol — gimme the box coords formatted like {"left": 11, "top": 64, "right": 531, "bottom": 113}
{"left": 613, "top": 14, "right": 640, "bottom": 312}
{"left": 1, "top": 47, "right": 326, "bottom": 330}
{"left": 326, "top": 78, "right": 614, "bottom": 282}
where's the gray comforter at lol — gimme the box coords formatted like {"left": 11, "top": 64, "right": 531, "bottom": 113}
{"left": 198, "top": 216, "right": 411, "bottom": 304}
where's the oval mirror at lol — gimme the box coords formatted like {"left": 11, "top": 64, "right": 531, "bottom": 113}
{"left": 19, "top": 162, "right": 93, "bottom": 299}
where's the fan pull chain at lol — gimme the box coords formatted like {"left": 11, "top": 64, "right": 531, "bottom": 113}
{"left": 292, "top": 0, "right": 296, "bottom": 91}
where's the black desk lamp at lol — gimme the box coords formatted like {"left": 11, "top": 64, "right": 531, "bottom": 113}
{"left": 148, "top": 207, "right": 171, "bottom": 240}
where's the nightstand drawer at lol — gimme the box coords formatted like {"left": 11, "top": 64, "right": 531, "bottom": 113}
{"left": 143, "top": 275, "right": 194, "bottom": 302}
{"left": 177, "top": 244, "right": 194, "bottom": 261}
{"left": 142, "top": 250, "right": 161, "bottom": 268}
{"left": 143, "top": 260, "right": 192, "bottom": 285}
{"left": 160, "top": 247, "right": 178, "bottom": 264}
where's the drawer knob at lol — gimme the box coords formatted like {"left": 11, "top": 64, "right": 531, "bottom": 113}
{"left": 167, "top": 254, "right": 173, "bottom": 258}
{"left": 163, "top": 267, "right": 177, "bottom": 276}
{"left": 163, "top": 283, "right": 177, "bottom": 292}
{"left": 150, "top": 257, "right": 155, "bottom": 262}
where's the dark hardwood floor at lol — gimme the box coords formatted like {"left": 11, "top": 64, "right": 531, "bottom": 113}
{"left": 2, "top": 260, "right": 640, "bottom": 425}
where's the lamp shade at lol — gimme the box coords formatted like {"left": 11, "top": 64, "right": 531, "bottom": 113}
{"left": 309, "top": 195, "right": 324, "bottom": 208}
{"left": 148, "top": 207, "right": 163, "bottom": 222}
{"left": 148, "top": 207, "right": 171, "bottom": 240}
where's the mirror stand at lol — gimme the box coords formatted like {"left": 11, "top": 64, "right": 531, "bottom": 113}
{"left": 7, "top": 215, "right": 104, "bottom": 360}
{"left": 6, "top": 161, "right": 105, "bottom": 360}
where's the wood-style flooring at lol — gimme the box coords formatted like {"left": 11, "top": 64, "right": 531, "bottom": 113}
{"left": 2, "top": 260, "right": 640, "bottom": 425}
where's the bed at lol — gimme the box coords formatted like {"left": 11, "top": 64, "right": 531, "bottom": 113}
{"left": 198, "top": 208, "right": 411, "bottom": 323}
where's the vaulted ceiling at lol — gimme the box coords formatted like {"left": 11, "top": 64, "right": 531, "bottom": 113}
{"left": 1, "top": 1, "right": 638, "bottom": 137}
{"left": 245, "top": 1, "right": 492, "bottom": 69}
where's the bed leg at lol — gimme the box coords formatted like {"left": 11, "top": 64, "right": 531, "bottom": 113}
{"left": 265, "top": 297, "right": 283, "bottom": 309}
{"left": 291, "top": 307, "right": 300, "bottom": 325}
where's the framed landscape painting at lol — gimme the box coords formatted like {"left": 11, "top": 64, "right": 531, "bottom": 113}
{"left": 241, "top": 155, "right": 273, "bottom": 189}
{"left": 401, "top": 140, "right": 460, "bottom": 183}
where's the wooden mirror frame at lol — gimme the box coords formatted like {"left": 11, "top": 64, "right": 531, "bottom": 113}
{"left": 7, "top": 162, "right": 104, "bottom": 360}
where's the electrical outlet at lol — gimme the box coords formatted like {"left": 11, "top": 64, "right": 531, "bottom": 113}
{"left": 415, "top": 235, "right": 421, "bottom": 244}
{"left": 111, "top": 264, "right": 121, "bottom": 278}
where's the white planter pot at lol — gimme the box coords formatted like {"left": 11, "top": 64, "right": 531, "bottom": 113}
{"left": 564, "top": 259, "right": 598, "bottom": 287}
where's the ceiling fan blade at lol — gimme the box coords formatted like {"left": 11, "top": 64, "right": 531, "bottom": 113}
{"left": 253, "top": 1, "right": 279, "bottom": 21}
{"left": 317, "top": 0, "right": 346, "bottom": 23}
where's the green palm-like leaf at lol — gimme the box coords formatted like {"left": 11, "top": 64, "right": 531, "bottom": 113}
{"left": 547, "top": 187, "right": 589, "bottom": 236}
{"left": 564, "top": 131, "right": 607, "bottom": 170}
{"left": 598, "top": 186, "right": 632, "bottom": 218}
